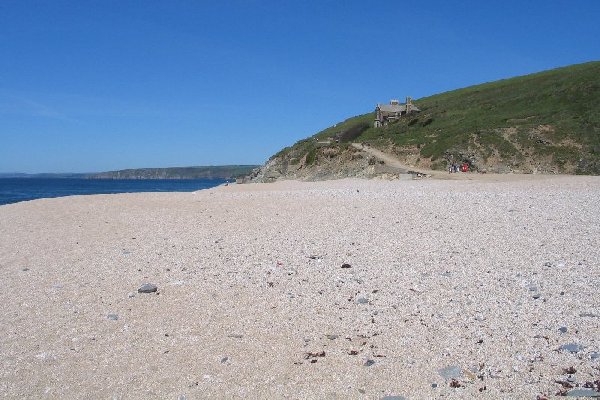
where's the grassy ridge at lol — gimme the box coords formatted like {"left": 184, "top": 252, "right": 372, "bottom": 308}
{"left": 274, "top": 61, "right": 600, "bottom": 174}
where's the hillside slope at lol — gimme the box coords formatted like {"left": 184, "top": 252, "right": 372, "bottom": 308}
{"left": 250, "top": 61, "right": 600, "bottom": 182}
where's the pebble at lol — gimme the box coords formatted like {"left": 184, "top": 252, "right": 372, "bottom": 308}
{"left": 138, "top": 283, "right": 158, "bottom": 293}
{"left": 381, "top": 396, "right": 406, "bottom": 400}
{"left": 559, "top": 326, "right": 568, "bottom": 333}
{"left": 532, "top": 293, "right": 541, "bottom": 299}
{"left": 341, "top": 263, "right": 352, "bottom": 269}
{"left": 107, "top": 314, "right": 118, "bottom": 321}
{"left": 438, "top": 365, "right": 462, "bottom": 379}
{"left": 127, "top": 292, "right": 136, "bottom": 298}
{"left": 326, "top": 334, "right": 338, "bottom": 340}
{"left": 565, "top": 389, "right": 600, "bottom": 397}
{"left": 364, "top": 359, "right": 375, "bottom": 367}
{"left": 560, "top": 343, "right": 584, "bottom": 353}
{"left": 357, "top": 297, "right": 369, "bottom": 304}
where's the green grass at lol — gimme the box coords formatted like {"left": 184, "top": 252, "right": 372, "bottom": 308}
{"left": 273, "top": 61, "right": 600, "bottom": 174}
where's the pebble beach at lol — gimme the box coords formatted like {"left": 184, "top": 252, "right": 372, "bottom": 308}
{"left": 0, "top": 176, "right": 599, "bottom": 399}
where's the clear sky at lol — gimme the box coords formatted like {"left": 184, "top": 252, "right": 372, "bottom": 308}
{"left": 1, "top": 0, "right": 599, "bottom": 173}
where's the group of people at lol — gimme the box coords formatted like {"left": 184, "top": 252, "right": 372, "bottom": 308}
{"left": 449, "top": 162, "right": 469, "bottom": 173}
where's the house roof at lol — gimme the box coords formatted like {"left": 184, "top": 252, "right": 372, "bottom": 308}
{"left": 378, "top": 104, "right": 420, "bottom": 113}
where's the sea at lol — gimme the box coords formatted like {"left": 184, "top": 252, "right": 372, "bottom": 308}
{"left": 0, "top": 178, "right": 228, "bottom": 206}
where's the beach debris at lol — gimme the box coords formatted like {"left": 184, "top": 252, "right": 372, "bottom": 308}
{"left": 304, "top": 351, "right": 325, "bottom": 363}
{"left": 326, "top": 334, "right": 338, "bottom": 340}
{"left": 220, "top": 356, "right": 230, "bottom": 364}
{"left": 381, "top": 396, "right": 406, "bottom": 400}
{"left": 341, "top": 263, "right": 352, "bottom": 269}
{"left": 449, "top": 379, "right": 464, "bottom": 388}
{"left": 138, "top": 283, "right": 158, "bottom": 293}
{"left": 560, "top": 343, "right": 584, "bottom": 353}
{"left": 559, "top": 326, "right": 568, "bottom": 333}
{"left": 532, "top": 293, "right": 542, "bottom": 299}
{"left": 364, "top": 359, "right": 375, "bottom": 367}
{"left": 564, "top": 366, "right": 577, "bottom": 374}
{"left": 22, "top": 267, "right": 29, "bottom": 271}
{"left": 107, "top": 314, "right": 119, "bottom": 321}
{"left": 127, "top": 292, "right": 136, "bottom": 298}
{"left": 348, "top": 350, "right": 359, "bottom": 355}
{"left": 356, "top": 297, "right": 369, "bottom": 304}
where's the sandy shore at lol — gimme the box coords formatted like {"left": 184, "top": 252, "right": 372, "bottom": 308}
{"left": 1, "top": 176, "right": 599, "bottom": 399}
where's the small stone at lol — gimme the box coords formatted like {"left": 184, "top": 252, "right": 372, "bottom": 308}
{"left": 357, "top": 297, "right": 369, "bottom": 304}
{"left": 439, "top": 365, "right": 463, "bottom": 379}
{"left": 128, "top": 292, "right": 136, "bottom": 298}
{"left": 431, "top": 383, "right": 438, "bottom": 388}
{"left": 381, "top": 396, "right": 406, "bottom": 400}
{"left": 532, "top": 293, "right": 541, "bottom": 299}
{"left": 178, "top": 395, "right": 187, "bottom": 400}
{"left": 22, "top": 267, "right": 29, "bottom": 271}
{"left": 565, "top": 389, "right": 600, "bottom": 397}
{"left": 559, "top": 326, "right": 568, "bottom": 333}
{"left": 326, "top": 334, "right": 338, "bottom": 340}
{"left": 228, "top": 334, "right": 243, "bottom": 339}
{"left": 220, "top": 356, "right": 229, "bottom": 364}
{"left": 107, "top": 314, "right": 118, "bottom": 321}
{"left": 560, "top": 343, "right": 584, "bottom": 353}
{"left": 138, "top": 283, "right": 158, "bottom": 293}
{"left": 580, "top": 312, "right": 600, "bottom": 318}
{"left": 364, "top": 359, "right": 375, "bottom": 367}
{"left": 341, "top": 263, "right": 352, "bottom": 269}
{"left": 590, "top": 352, "right": 599, "bottom": 360}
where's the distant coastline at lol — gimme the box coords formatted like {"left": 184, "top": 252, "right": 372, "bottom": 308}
{"left": 0, "top": 165, "right": 258, "bottom": 180}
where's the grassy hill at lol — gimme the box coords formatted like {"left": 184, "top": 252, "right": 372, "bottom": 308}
{"left": 264, "top": 61, "right": 600, "bottom": 178}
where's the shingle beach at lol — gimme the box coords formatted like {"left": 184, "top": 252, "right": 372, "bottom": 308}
{"left": 1, "top": 176, "right": 599, "bottom": 399}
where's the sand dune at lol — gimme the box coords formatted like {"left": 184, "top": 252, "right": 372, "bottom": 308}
{"left": 1, "top": 176, "right": 599, "bottom": 399}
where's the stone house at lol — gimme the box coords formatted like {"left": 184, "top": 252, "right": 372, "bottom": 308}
{"left": 374, "top": 97, "right": 420, "bottom": 128}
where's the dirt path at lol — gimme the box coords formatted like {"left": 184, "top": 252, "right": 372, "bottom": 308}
{"left": 351, "top": 143, "right": 450, "bottom": 178}
{"left": 351, "top": 143, "right": 567, "bottom": 182}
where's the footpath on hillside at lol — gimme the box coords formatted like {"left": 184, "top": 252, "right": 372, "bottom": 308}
{"left": 351, "top": 143, "right": 450, "bottom": 179}
{"left": 351, "top": 143, "right": 559, "bottom": 182}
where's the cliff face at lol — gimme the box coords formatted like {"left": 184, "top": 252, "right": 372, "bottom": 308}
{"left": 249, "top": 62, "right": 600, "bottom": 182}
{"left": 247, "top": 143, "right": 414, "bottom": 182}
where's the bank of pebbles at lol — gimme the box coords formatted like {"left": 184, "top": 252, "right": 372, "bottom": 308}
{"left": 0, "top": 176, "right": 598, "bottom": 398}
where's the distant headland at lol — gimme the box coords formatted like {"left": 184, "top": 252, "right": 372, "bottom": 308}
{"left": 0, "top": 165, "right": 259, "bottom": 180}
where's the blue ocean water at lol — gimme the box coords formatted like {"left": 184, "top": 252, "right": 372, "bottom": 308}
{"left": 0, "top": 178, "right": 227, "bottom": 206}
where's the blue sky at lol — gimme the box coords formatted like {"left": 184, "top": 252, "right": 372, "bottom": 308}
{"left": 1, "top": 1, "right": 599, "bottom": 173}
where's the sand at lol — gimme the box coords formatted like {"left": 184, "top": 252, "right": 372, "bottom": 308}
{"left": 0, "top": 175, "right": 599, "bottom": 399}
